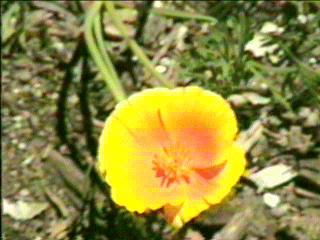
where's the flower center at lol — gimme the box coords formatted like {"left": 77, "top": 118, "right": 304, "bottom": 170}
{"left": 152, "top": 142, "right": 192, "bottom": 188}
{"left": 152, "top": 141, "right": 227, "bottom": 188}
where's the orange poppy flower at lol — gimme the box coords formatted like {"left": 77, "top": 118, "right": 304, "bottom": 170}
{"left": 98, "top": 86, "right": 246, "bottom": 227}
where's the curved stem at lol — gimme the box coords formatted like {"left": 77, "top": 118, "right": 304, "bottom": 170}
{"left": 85, "top": 1, "right": 126, "bottom": 102}
{"left": 93, "top": 9, "right": 119, "bottom": 81}
{"left": 105, "top": 1, "right": 174, "bottom": 88}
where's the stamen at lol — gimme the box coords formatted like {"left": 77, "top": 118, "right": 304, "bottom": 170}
{"left": 152, "top": 142, "right": 192, "bottom": 188}
{"left": 152, "top": 142, "right": 226, "bottom": 188}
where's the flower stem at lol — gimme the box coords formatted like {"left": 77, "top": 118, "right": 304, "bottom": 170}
{"left": 114, "top": 2, "right": 218, "bottom": 24}
{"left": 85, "top": 1, "right": 126, "bottom": 102}
{"left": 104, "top": 1, "right": 174, "bottom": 88}
{"left": 152, "top": 8, "right": 217, "bottom": 24}
{"left": 93, "top": 9, "right": 119, "bottom": 81}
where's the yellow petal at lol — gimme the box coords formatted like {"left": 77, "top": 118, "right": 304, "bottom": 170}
{"left": 164, "top": 144, "right": 246, "bottom": 226}
{"left": 166, "top": 199, "right": 210, "bottom": 228}
{"left": 204, "top": 143, "right": 246, "bottom": 204}
{"left": 157, "top": 86, "right": 238, "bottom": 168}
{"left": 99, "top": 89, "right": 188, "bottom": 212}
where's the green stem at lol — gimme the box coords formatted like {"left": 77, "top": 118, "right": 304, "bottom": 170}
{"left": 85, "top": 1, "right": 126, "bottom": 102}
{"left": 105, "top": 1, "right": 174, "bottom": 88}
{"left": 114, "top": 2, "right": 217, "bottom": 24}
{"left": 93, "top": 9, "right": 119, "bottom": 81}
{"left": 152, "top": 8, "right": 217, "bottom": 24}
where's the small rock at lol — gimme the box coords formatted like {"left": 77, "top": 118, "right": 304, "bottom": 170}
{"left": 18, "top": 143, "right": 27, "bottom": 150}
{"left": 263, "top": 192, "right": 281, "bottom": 208}
{"left": 298, "top": 15, "right": 308, "bottom": 24}
{"left": 308, "top": 57, "right": 317, "bottom": 64}
{"left": 155, "top": 65, "right": 167, "bottom": 73}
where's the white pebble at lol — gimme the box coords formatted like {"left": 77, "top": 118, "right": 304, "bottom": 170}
{"left": 263, "top": 192, "right": 281, "bottom": 208}
{"left": 155, "top": 65, "right": 167, "bottom": 74}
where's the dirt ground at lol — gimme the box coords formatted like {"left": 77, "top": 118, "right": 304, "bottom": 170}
{"left": 2, "top": 1, "right": 320, "bottom": 240}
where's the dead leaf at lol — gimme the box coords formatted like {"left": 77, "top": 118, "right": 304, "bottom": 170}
{"left": 245, "top": 22, "right": 284, "bottom": 61}
{"left": 243, "top": 92, "right": 270, "bottom": 105}
{"left": 3, "top": 199, "right": 49, "bottom": 220}
{"left": 298, "top": 107, "right": 320, "bottom": 127}
{"left": 249, "top": 164, "right": 297, "bottom": 190}
{"left": 237, "top": 120, "right": 264, "bottom": 153}
{"left": 228, "top": 92, "right": 270, "bottom": 107}
{"left": 228, "top": 94, "right": 248, "bottom": 107}
{"left": 245, "top": 34, "right": 278, "bottom": 57}
{"left": 260, "top": 22, "right": 284, "bottom": 34}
